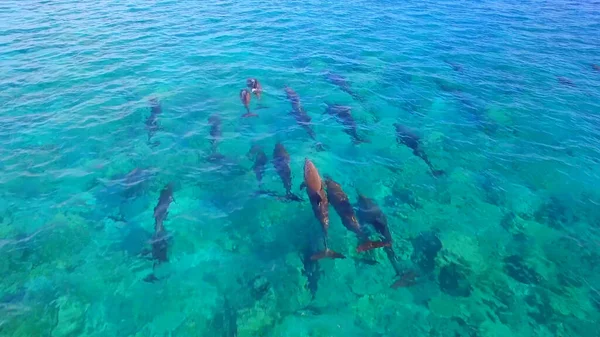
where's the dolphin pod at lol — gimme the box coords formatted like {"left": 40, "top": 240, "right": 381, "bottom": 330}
{"left": 136, "top": 76, "right": 448, "bottom": 291}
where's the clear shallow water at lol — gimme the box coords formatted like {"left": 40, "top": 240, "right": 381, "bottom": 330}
{"left": 1, "top": 0, "right": 600, "bottom": 336}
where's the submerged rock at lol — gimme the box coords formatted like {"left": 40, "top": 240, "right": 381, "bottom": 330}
{"left": 438, "top": 263, "right": 472, "bottom": 297}
{"left": 236, "top": 301, "right": 279, "bottom": 337}
{"left": 479, "top": 320, "right": 513, "bottom": 337}
{"left": 411, "top": 231, "right": 442, "bottom": 273}
{"left": 27, "top": 213, "right": 92, "bottom": 270}
{"left": 524, "top": 288, "right": 554, "bottom": 325}
{"left": 591, "top": 290, "right": 600, "bottom": 313}
{"left": 249, "top": 275, "right": 270, "bottom": 301}
{"left": 51, "top": 296, "right": 88, "bottom": 337}
{"left": 119, "top": 223, "right": 151, "bottom": 256}
{"left": 534, "top": 196, "right": 578, "bottom": 230}
{"left": 500, "top": 212, "right": 516, "bottom": 232}
{"left": 385, "top": 187, "right": 421, "bottom": 209}
{"left": 503, "top": 255, "right": 541, "bottom": 285}
{"left": 210, "top": 296, "right": 238, "bottom": 337}
{"left": 477, "top": 171, "right": 505, "bottom": 206}
{"left": 269, "top": 312, "right": 370, "bottom": 337}
{"left": 543, "top": 236, "right": 599, "bottom": 288}
{"left": 557, "top": 271, "right": 583, "bottom": 288}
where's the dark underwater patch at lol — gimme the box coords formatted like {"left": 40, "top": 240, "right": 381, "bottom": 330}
{"left": 524, "top": 288, "right": 554, "bottom": 325}
{"left": 477, "top": 171, "right": 505, "bottom": 206}
{"left": 249, "top": 275, "right": 270, "bottom": 301}
{"left": 438, "top": 263, "right": 472, "bottom": 297}
{"left": 503, "top": 255, "right": 541, "bottom": 285}
{"left": 411, "top": 231, "right": 442, "bottom": 273}
{"left": 385, "top": 187, "right": 421, "bottom": 209}
{"left": 534, "top": 196, "right": 578, "bottom": 230}
{"left": 210, "top": 296, "right": 238, "bottom": 337}
{"left": 557, "top": 271, "right": 583, "bottom": 288}
{"left": 120, "top": 223, "right": 151, "bottom": 256}
{"left": 591, "top": 289, "right": 600, "bottom": 312}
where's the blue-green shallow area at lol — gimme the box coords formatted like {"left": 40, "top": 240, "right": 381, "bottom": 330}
{"left": 2, "top": 0, "right": 600, "bottom": 336}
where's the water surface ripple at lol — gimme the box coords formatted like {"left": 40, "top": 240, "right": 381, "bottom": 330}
{"left": 1, "top": 0, "right": 600, "bottom": 336}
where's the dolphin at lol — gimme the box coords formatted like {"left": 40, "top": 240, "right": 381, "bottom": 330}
{"left": 393, "top": 123, "right": 444, "bottom": 177}
{"left": 300, "top": 159, "right": 345, "bottom": 260}
{"left": 247, "top": 78, "right": 263, "bottom": 99}
{"left": 272, "top": 142, "right": 302, "bottom": 202}
{"left": 240, "top": 89, "right": 257, "bottom": 118}
{"left": 283, "top": 86, "right": 317, "bottom": 141}
{"left": 356, "top": 191, "right": 402, "bottom": 275}
{"left": 324, "top": 103, "right": 370, "bottom": 144}
{"left": 324, "top": 178, "right": 389, "bottom": 253}
{"left": 145, "top": 98, "right": 162, "bottom": 147}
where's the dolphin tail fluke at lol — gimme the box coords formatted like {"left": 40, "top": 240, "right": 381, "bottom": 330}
{"left": 315, "top": 142, "right": 327, "bottom": 152}
{"left": 432, "top": 169, "right": 445, "bottom": 177}
{"left": 350, "top": 92, "right": 365, "bottom": 103}
{"left": 390, "top": 269, "right": 419, "bottom": 289}
{"left": 352, "top": 137, "right": 371, "bottom": 145}
{"left": 311, "top": 249, "right": 345, "bottom": 261}
{"left": 257, "top": 190, "right": 296, "bottom": 202}
{"left": 139, "top": 248, "right": 152, "bottom": 259}
{"left": 143, "top": 273, "right": 160, "bottom": 283}
{"left": 355, "top": 187, "right": 363, "bottom": 198}
{"left": 384, "top": 246, "right": 403, "bottom": 276}
{"left": 419, "top": 154, "right": 443, "bottom": 177}
{"left": 255, "top": 189, "right": 279, "bottom": 197}
{"left": 207, "top": 152, "right": 226, "bottom": 162}
{"left": 286, "top": 192, "right": 303, "bottom": 202}
{"left": 356, "top": 240, "right": 391, "bottom": 253}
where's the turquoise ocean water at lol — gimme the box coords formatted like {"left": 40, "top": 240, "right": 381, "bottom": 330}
{"left": 2, "top": 0, "right": 600, "bottom": 336}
